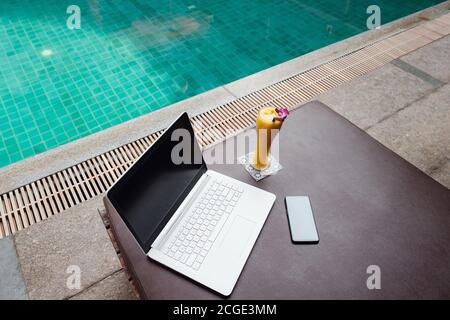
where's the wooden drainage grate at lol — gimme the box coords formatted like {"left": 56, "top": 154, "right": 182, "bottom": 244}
{"left": 1, "top": 13, "right": 449, "bottom": 239}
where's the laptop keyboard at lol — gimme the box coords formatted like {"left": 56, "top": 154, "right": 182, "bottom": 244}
{"left": 161, "top": 178, "right": 244, "bottom": 271}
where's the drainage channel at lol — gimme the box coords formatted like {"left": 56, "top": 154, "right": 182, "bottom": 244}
{"left": 1, "top": 14, "right": 449, "bottom": 238}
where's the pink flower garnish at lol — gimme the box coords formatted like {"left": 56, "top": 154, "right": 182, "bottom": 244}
{"left": 273, "top": 107, "right": 289, "bottom": 121}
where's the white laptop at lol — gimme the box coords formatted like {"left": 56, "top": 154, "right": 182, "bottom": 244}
{"left": 106, "top": 112, "right": 275, "bottom": 296}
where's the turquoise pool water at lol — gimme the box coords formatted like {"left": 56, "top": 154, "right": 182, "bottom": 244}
{"left": 0, "top": 0, "right": 445, "bottom": 168}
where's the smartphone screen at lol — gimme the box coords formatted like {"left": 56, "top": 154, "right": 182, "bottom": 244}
{"left": 285, "top": 196, "right": 319, "bottom": 244}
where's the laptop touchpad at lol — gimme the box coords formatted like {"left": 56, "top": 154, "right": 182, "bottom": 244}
{"left": 220, "top": 216, "right": 256, "bottom": 258}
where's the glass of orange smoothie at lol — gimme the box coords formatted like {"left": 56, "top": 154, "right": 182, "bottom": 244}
{"left": 252, "top": 106, "right": 289, "bottom": 170}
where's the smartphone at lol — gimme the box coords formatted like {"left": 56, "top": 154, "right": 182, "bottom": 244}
{"left": 285, "top": 196, "right": 319, "bottom": 244}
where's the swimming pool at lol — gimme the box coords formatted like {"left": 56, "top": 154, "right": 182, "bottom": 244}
{"left": 0, "top": 0, "right": 445, "bottom": 168}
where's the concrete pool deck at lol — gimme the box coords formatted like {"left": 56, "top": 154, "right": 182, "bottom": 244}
{"left": 1, "top": 33, "right": 448, "bottom": 300}
{"left": 0, "top": 6, "right": 450, "bottom": 299}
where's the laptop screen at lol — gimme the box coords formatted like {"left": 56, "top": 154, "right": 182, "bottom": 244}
{"left": 107, "top": 113, "right": 207, "bottom": 253}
